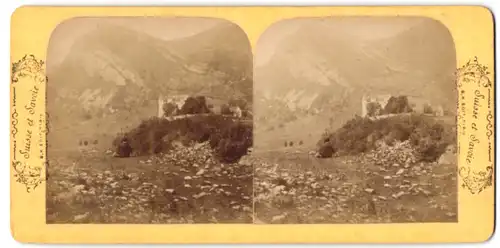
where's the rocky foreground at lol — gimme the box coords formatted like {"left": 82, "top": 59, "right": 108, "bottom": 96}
{"left": 46, "top": 142, "right": 253, "bottom": 223}
{"left": 253, "top": 140, "right": 458, "bottom": 224}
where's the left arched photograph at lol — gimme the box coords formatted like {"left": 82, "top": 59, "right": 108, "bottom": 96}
{"left": 45, "top": 17, "right": 254, "bottom": 224}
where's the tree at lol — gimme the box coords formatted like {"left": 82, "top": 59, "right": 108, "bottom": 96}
{"left": 162, "top": 102, "right": 179, "bottom": 117}
{"left": 179, "top": 96, "right": 210, "bottom": 115}
{"left": 366, "top": 102, "right": 383, "bottom": 117}
{"left": 423, "top": 103, "right": 434, "bottom": 114}
{"left": 383, "top": 96, "right": 412, "bottom": 114}
{"left": 220, "top": 104, "right": 233, "bottom": 116}
{"left": 317, "top": 144, "right": 334, "bottom": 158}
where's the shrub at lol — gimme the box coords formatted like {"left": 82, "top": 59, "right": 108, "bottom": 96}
{"left": 162, "top": 102, "right": 179, "bottom": 117}
{"left": 220, "top": 104, "right": 233, "bottom": 116}
{"left": 209, "top": 121, "right": 253, "bottom": 163}
{"left": 366, "top": 101, "right": 383, "bottom": 117}
{"left": 179, "top": 96, "right": 210, "bottom": 115}
{"left": 423, "top": 104, "right": 434, "bottom": 114}
{"left": 409, "top": 121, "right": 454, "bottom": 162}
{"left": 289, "top": 141, "right": 294, "bottom": 147}
{"left": 299, "top": 140, "right": 304, "bottom": 145}
{"left": 382, "top": 96, "right": 413, "bottom": 115}
{"left": 317, "top": 144, "right": 334, "bottom": 158}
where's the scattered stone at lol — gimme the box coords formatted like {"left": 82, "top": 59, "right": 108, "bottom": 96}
{"left": 73, "top": 185, "right": 85, "bottom": 192}
{"left": 365, "top": 188, "right": 375, "bottom": 194}
{"left": 420, "top": 189, "right": 432, "bottom": 196}
{"left": 193, "top": 192, "right": 208, "bottom": 199}
{"left": 445, "top": 212, "right": 456, "bottom": 217}
{"left": 392, "top": 191, "right": 405, "bottom": 199}
{"left": 73, "top": 212, "right": 90, "bottom": 222}
{"left": 271, "top": 214, "right": 286, "bottom": 223}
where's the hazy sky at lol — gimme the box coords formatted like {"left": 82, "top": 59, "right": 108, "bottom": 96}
{"left": 47, "top": 17, "right": 225, "bottom": 68}
{"left": 255, "top": 17, "right": 430, "bottom": 67}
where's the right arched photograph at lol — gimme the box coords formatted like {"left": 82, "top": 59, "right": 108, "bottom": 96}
{"left": 252, "top": 16, "right": 458, "bottom": 224}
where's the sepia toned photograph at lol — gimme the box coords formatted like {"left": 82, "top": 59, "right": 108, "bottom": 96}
{"left": 45, "top": 17, "right": 254, "bottom": 223}
{"left": 252, "top": 17, "right": 458, "bottom": 224}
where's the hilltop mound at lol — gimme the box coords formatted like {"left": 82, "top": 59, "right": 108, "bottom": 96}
{"left": 316, "top": 114, "right": 456, "bottom": 162}
{"left": 114, "top": 114, "right": 253, "bottom": 163}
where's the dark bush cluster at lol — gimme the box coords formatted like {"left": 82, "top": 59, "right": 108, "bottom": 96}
{"left": 178, "top": 96, "right": 211, "bottom": 115}
{"left": 113, "top": 114, "right": 253, "bottom": 163}
{"left": 409, "top": 120, "right": 454, "bottom": 162}
{"left": 209, "top": 121, "right": 253, "bottom": 163}
{"left": 381, "top": 96, "right": 413, "bottom": 115}
{"left": 366, "top": 102, "right": 383, "bottom": 117}
{"left": 162, "top": 102, "right": 179, "bottom": 117}
{"left": 220, "top": 104, "right": 233, "bottom": 116}
{"left": 423, "top": 103, "right": 434, "bottom": 114}
{"left": 317, "top": 114, "right": 455, "bottom": 161}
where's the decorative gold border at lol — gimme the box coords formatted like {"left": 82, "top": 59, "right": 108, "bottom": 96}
{"left": 10, "top": 6, "right": 495, "bottom": 244}
{"left": 11, "top": 55, "right": 48, "bottom": 193}
{"left": 456, "top": 57, "right": 494, "bottom": 195}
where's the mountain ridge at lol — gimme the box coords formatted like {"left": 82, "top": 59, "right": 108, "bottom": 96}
{"left": 47, "top": 21, "right": 253, "bottom": 132}
{"left": 255, "top": 18, "right": 456, "bottom": 132}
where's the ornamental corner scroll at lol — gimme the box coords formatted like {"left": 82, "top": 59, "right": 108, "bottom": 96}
{"left": 456, "top": 57, "right": 494, "bottom": 195}
{"left": 11, "top": 54, "right": 48, "bottom": 193}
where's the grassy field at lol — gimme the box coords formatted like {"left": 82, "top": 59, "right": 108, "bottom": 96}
{"left": 46, "top": 142, "right": 253, "bottom": 224}
{"left": 253, "top": 146, "right": 457, "bottom": 224}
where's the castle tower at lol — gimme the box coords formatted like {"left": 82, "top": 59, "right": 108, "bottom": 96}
{"left": 158, "top": 95, "right": 165, "bottom": 118}
{"left": 361, "top": 95, "right": 369, "bottom": 117}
